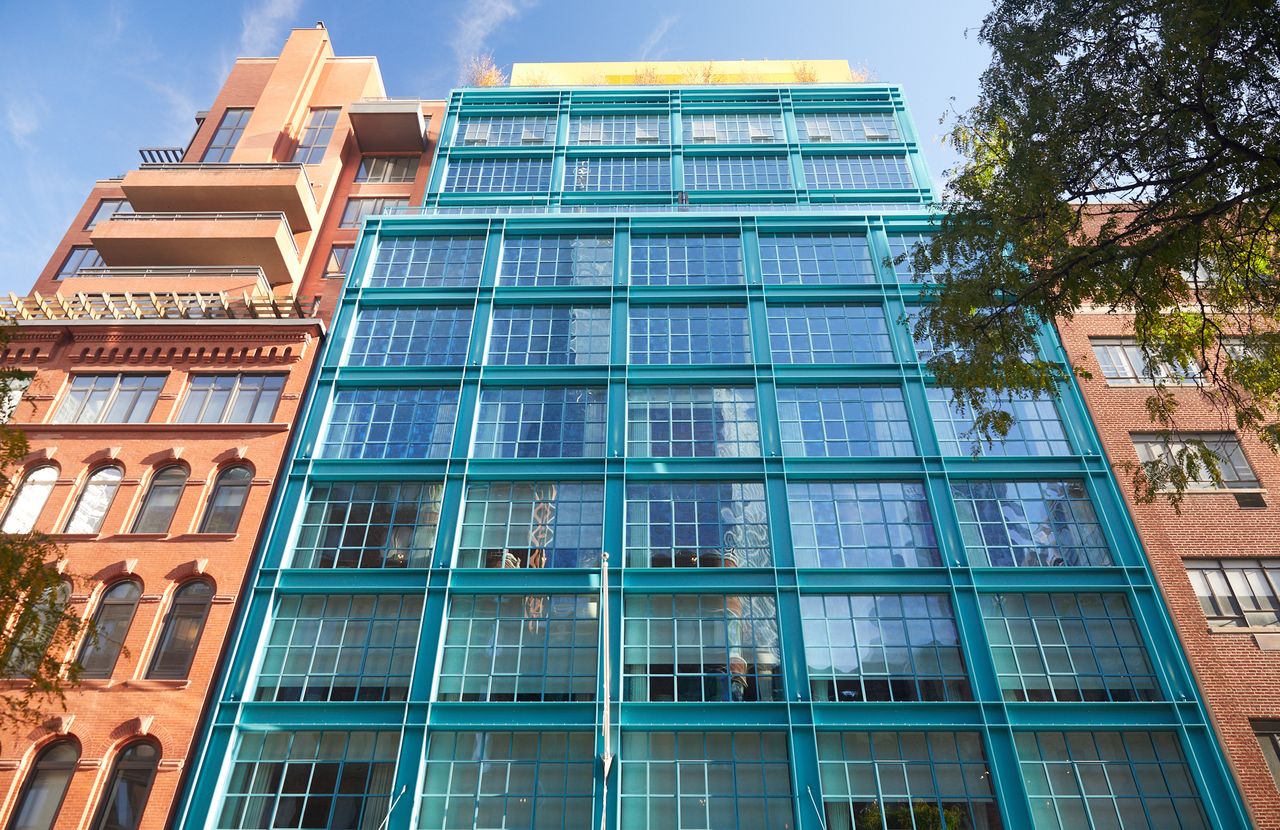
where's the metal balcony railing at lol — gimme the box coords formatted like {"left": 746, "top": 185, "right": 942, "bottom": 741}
{"left": 139, "top": 147, "right": 185, "bottom": 164}
{"left": 383, "top": 201, "right": 933, "bottom": 217}
{"left": 135, "top": 161, "right": 315, "bottom": 194}
{"left": 103, "top": 211, "right": 299, "bottom": 254}
{"left": 75, "top": 266, "right": 268, "bottom": 281}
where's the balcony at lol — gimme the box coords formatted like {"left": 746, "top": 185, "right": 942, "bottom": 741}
{"left": 61, "top": 266, "right": 271, "bottom": 297}
{"left": 348, "top": 98, "right": 428, "bottom": 152}
{"left": 121, "top": 163, "right": 318, "bottom": 231}
{"left": 90, "top": 212, "right": 302, "bottom": 287}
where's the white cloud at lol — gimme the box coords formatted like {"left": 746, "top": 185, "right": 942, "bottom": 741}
{"left": 451, "top": 0, "right": 537, "bottom": 75}
{"left": 639, "top": 14, "right": 680, "bottom": 60}
{"left": 239, "top": 0, "right": 304, "bottom": 56}
{"left": 4, "top": 94, "right": 47, "bottom": 147}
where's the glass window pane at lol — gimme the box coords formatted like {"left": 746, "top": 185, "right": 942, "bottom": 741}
{"left": 759, "top": 233, "right": 876, "bottom": 285}
{"left": 64, "top": 466, "right": 123, "bottom": 534}
{"left": 53, "top": 375, "right": 164, "bottom": 424}
{"left": 1132, "top": 432, "right": 1259, "bottom": 490}
{"left": 629, "top": 305, "right": 751, "bottom": 365}
{"left": 347, "top": 307, "right": 472, "bottom": 367}
{"left": 132, "top": 466, "right": 189, "bottom": 534}
{"left": 444, "top": 158, "right": 553, "bottom": 193}
{"left": 1184, "top": 560, "right": 1280, "bottom": 628}
{"left": 571, "top": 114, "right": 670, "bottom": 146}
{"left": 682, "top": 114, "right": 784, "bottom": 144}
{"left": 631, "top": 235, "right": 744, "bottom": 286}
{"left": 366, "top": 236, "right": 486, "bottom": 288}
{"left": 200, "top": 466, "right": 252, "bottom": 533}
{"left": 787, "top": 481, "right": 941, "bottom": 568}
{"left": 766, "top": 305, "right": 893, "bottom": 364}
{"left": 627, "top": 386, "right": 761, "bottom": 458}
{"left": 9, "top": 741, "right": 79, "bottom": 830}
{"left": 685, "top": 156, "right": 791, "bottom": 190}
{"left": 321, "top": 388, "right": 459, "bottom": 460}
{"left": 2, "top": 466, "right": 59, "bottom": 534}
{"left": 202, "top": 107, "right": 252, "bottom": 163}
{"left": 804, "top": 155, "right": 914, "bottom": 189}
{"left": 951, "top": 480, "right": 1113, "bottom": 567}
{"left": 486, "top": 306, "right": 611, "bottom": 366}
{"left": 293, "top": 481, "right": 444, "bottom": 569}
{"left": 339, "top": 197, "right": 410, "bottom": 228}
{"left": 78, "top": 581, "right": 142, "bottom": 678}
{"left": 471, "top": 387, "right": 606, "bottom": 459}
{"left": 625, "top": 481, "right": 771, "bottom": 568}
{"left": 177, "top": 374, "right": 283, "bottom": 424}
{"left": 455, "top": 481, "right": 604, "bottom": 569}
{"left": 797, "top": 112, "right": 901, "bottom": 142}
{"left": 499, "top": 235, "right": 613, "bottom": 286}
{"left": 146, "top": 581, "right": 213, "bottom": 679}
{"left": 91, "top": 743, "right": 159, "bottom": 830}
{"left": 776, "top": 386, "right": 915, "bottom": 457}
{"left": 355, "top": 156, "right": 420, "bottom": 183}
{"left": 455, "top": 116, "right": 556, "bottom": 147}
{"left": 886, "top": 233, "right": 947, "bottom": 282}
{"left": 565, "top": 157, "right": 670, "bottom": 192}
{"left": 929, "top": 389, "right": 1073, "bottom": 456}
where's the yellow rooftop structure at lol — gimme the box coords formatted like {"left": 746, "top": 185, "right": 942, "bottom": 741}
{"left": 510, "top": 59, "right": 857, "bottom": 86}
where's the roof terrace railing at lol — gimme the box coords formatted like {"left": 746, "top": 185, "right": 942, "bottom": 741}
{"left": 381, "top": 201, "right": 933, "bottom": 217}
{"left": 1, "top": 290, "right": 319, "bottom": 322}
{"left": 104, "top": 211, "right": 300, "bottom": 254}
{"left": 139, "top": 147, "right": 185, "bottom": 164}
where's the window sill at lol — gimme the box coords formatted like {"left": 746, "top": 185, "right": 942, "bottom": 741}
{"left": 122, "top": 678, "right": 191, "bottom": 691}
{"left": 51, "top": 533, "right": 101, "bottom": 541}
{"left": 107, "top": 533, "right": 169, "bottom": 541}
{"left": 168, "top": 532, "right": 239, "bottom": 541}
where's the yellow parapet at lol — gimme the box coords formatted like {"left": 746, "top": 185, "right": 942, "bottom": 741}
{"left": 509, "top": 59, "right": 856, "bottom": 86}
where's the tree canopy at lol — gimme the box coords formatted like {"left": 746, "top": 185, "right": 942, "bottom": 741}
{"left": 915, "top": 0, "right": 1280, "bottom": 504}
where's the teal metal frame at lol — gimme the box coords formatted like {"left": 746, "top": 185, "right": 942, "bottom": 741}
{"left": 174, "top": 84, "right": 1250, "bottom": 830}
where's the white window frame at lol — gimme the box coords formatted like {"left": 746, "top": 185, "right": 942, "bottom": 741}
{"left": 635, "top": 123, "right": 660, "bottom": 144}
{"left": 804, "top": 118, "right": 833, "bottom": 142}
{"left": 463, "top": 122, "right": 491, "bottom": 146}
{"left": 1132, "top": 432, "right": 1260, "bottom": 491}
{"left": 691, "top": 119, "right": 718, "bottom": 143}
{"left": 1090, "top": 338, "right": 1199, "bottom": 386}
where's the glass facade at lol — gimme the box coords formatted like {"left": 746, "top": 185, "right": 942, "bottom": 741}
{"left": 179, "top": 82, "right": 1247, "bottom": 830}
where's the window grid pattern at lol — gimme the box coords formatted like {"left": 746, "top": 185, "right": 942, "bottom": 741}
{"left": 1186, "top": 559, "right": 1280, "bottom": 629}
{"left": 981, "top": 593, "right": 1159, "bottom": 703}
{"left": 486, "top": 306, "right": 611, "bottom": 366}
{"left": 802, "top": 594, "right": 971, "bottom": 702}
{"left": 177, "top": 374, "right": 285, "bottom": 424}
{"left": 787, "top": 481, "right": 941, "bottom": 568}
{"left": 775, "top": 386, "right": 915, "bottom": 457}
{"left": 202, "top": 108, "right": 251, "bottom": 163}
{"left": 339, "top": 197, "right": 409, "bottom": 228}
{"left": 570, "top": 114, "right": 670, "bottom": 145}
{"left": 456, "top": 115, "right": 556, "bottom": 146}
{"left": 347, "top": 307, "right": 473, "bottom": 367}
{"left": 1132, "top": 432, "right": 1259, "bottom": 489}
{"left": 685, "top": 155, "right": 792, "bottom": 190}
{"left": 438, "top": 595, "right": 598, "bottom": 702}
{"left": 56, "top": 246, "right": 104, "bottom": 279}
{"left": 1016, "top": 732, "right": 1210, "bottom": 830}
{"left": 471, "top": 387, "right": 607, "bottom": 459}
{"left": 444, "top": 158, "right": 553, "bottom": 193}
{"left": 765, "top": 304, "right": 894, "bottom": 364}
{"left": 630, "top": 234, "right": 744, "bottom": 286}
{"left": 498, "top": 235, "right": 613, "bottom": 286}
{"left": 683, "top": 113, "right": 785, "bottom": 144}
{"left": 292, "top": 481, "right": 443, "bottom": 569}
{"left": 255, "top": 594, "right": 422, "bottom": 703}
{"left": 625, "top": 481, "right": 771, "bottom": 568}
{"left": 628, "top": 305, "right": 752, "bottom": 365}
{"left": 367, "top": 236, "right": 486, "bottom": 288}
{"left": 624, "top": 595, "right": 781, "bottom": 703}
{"left": 455, "top": 481, "right": 605, "bottom": 569}
{"left": 626, "top": 386, "right": 761, "bottom": 458}
{"left": 887, "top": 234, "right": 946, "bottom": 282}
{"left": 759, "top": 233, "right": 876, "bottom": 285}
{"left": 217, "top": 731, "right": 398, "bottom": 830}
{"left": 1091, "top": 339, "right": 1200, "bottom": 386}
{"left": 85, "top": 198, "right": 133, "bottom": 230}
{"left": 951, "top": 481, "right": 1112, "bottom": 567}
{"left": 564, "top": 157, "right": 670, "bottom": 191}
{"left": 293, "top": 108, "right": 339, "bottom": 164}
{"left": 797, "top": 112, "right": 902, "bottom": 142}
{"left": 53, "top": 374, "right": 165, "bottom": 424}
{"left": 321, "top": 388, "right": 458, "bottom": 460}
{"left": 619, "top": 732, "right": 794, "bottom": 830}
{"left": 419, "top": 732, "right": 594, "bottom": 830}
{"left": 816, "top": 732, "right": 1000, "bottom": 830}
{"left": 804, "top": 155, "right": 914, "bottom": 189}
{"left": 355, "top": 156, "right": 419, "bottom": 183}
{"left": 929, "top": 389, "right": 1073, "bottom": 457}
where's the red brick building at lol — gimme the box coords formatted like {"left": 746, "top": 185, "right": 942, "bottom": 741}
{"left": 1058, "top": 308, "right": 1280, "bottom": 829}
{"left": 0, "top": 26, "right": 440, "bottom": 829}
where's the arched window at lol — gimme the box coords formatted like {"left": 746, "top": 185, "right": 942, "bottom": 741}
{"left": 90, "top": 742, "right": 158, "bottom": 830}
{"left": 147, "top": 581, "right": 213, "bottom": 680}
{"left": 131, "top": 465, "right": 188, "bottom": 534}
{"left": 6, "top": 740, "right": 79, "bottom": 830}
{"left": 199, "top": 466, "right": 251, "bottom": 533}
{"left": 2, "top": 466, "right": 58, "bottom": 534}
{"left": 63, "top": 466, "right": 123, "bottom": 534}
{"left": 78, "top": 581, "right": 142, "bottom": 678}
{"left": 2, "top": 582, "right": 71, "bottom": 678}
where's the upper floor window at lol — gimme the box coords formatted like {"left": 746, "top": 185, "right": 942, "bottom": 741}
{"left": 471, "top": 386, "right": 607, "bottom": 459}
{"left": 64, "top": 466, "right": 124, "bottom": 534}
{"left": 292, "top": 107, "right": 340, "bottom": 164}
{"left": 951, "top": 480, "right": 1112, "bottom": 567}
{"left": 625, "top": 481, "right": 771, "bottom": 568}
{"left": 787, "top": 480, "right": 940, "bottom": 568}
{"left": 53, "top": 374, "right": 165, "bottom": 424}
{"left": 324, "top": 244, "right": 353, "bottom": 279}
{"left": 8, "top": 740, "right": 79, "bottom": 830}
{"left": 1186, "top": 559, "right": 1280, "bottom": 629}
{"left": 759, "top": 233, "right": 876, "bottom": 285}
{"left": 631, "top": 234, "right": 743, "bottom": 286}
{"left": 455, "top": 481, "right": 604, "bottom": 568}
{"left": 564, "top": 156, "right": 670, "bottom": 192}
{"left": 354, "top": 155, "right": 419, "bottom": 183}
{"left": 293, "top": 481, "right": 443, "bottom": 569}
{"left": 347, "top": 306, "right": 473, "bottom": 367}
{"left": 1092, "top": 338, "right": 1199, "bottom": 385}
{"left": 626, "top": 386, "right": 761, "bottom": 459}
{"left": 804, "top": 154, "right": 915, "bottom": 189}
{"left": 131, "top": 465, "right": 189, "bottom": 534}
{"left": 775, "top": 385, "right": 915, "bottom": 457}
{"left": 685, "top": 155, "right": 792, "bottom": 190}
{"left": 339, "top": 197, "right": 409, "bottom": 228}
{"left": 146, "top": 580, "right": 213, "bottom": 679}
{"left": 570, "top": 114, "right": 669, "bottom": 146}
{"left": 55, "top": 246, "right": 104, "bottom": 280}
{"left": 443, "top": 158, "right": 553, "bottom": 193}
{"left": 499, "top": 235, "right": 613, "bottom": 286}
{"left": 683, "top": 113, "right": 784, "bottom": 144}
{"left": 456, "top": 115, "right": 556, "bottom": 147}
{"left": 486, "top": 306, "right": 611, "bottom": 366}
{"left": 201, "top": 107, "right": 252, "bottom": 163}
{"left": 321, "top": 388, "right": 459, "bottom": 460}
{"left": 886, "top": 233, "right": 947, "bottom": 282}
{"left": 77, "top": 580, "right": 141, "bottom": 678}
{"left": 367, "top": 236, "right": 485, "bottom": 288}
{"left": 2, "top": 583, "right": 69, "bottom": 678}
{"left": 84, "top": 198, "right": 133, "bottom": 230}
{"left": 199, "top": 466, "right": 252, "bottom": 533}
{"left": 1132, "top": 432, "right": 1259, "bottom": 490}
{"left": 766, "top": 304, "right": 895, "bottom": 364}
{"left": 1, "top": 375, "right": 30, "bottom": 424}
{"left": 797, "top": 112, "right": 900, "bottom": 142}
{"left": 628, "top": 304, "right": 752, "bottom": 365}
{"left": 2, "top": 466, "right": 58, "bottom": 534}
{"left": 177, "top": 373, "right": 284, "bottom": 424}
{"left": 928, "top": 389, "right": 1073, "bottom": 457}
{"left": 90, "top": 742, "right": 158, "bottom": 830}
{"left": 1256, "top": 722, "right": 1280, "bottom": 787}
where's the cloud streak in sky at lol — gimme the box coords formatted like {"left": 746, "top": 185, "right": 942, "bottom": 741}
{"left": 239, "top": 0, "right": 304, "bottom": 56}
{"left": 639, "top": 14, "right": 680, "bottom": 60}
{"left": 451, "top": 0, "right": 537, "bottom": 77}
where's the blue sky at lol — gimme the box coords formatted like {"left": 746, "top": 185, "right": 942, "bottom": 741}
{"left": 0, "top": 0, "right": 993, "bottom": 295}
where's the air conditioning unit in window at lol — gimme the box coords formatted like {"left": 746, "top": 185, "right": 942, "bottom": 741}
{"left": 805, "top": 121, "right": 833, "bottom": 142}
{"left": 463, "top": 124, "right": 490, "bottom": 146}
